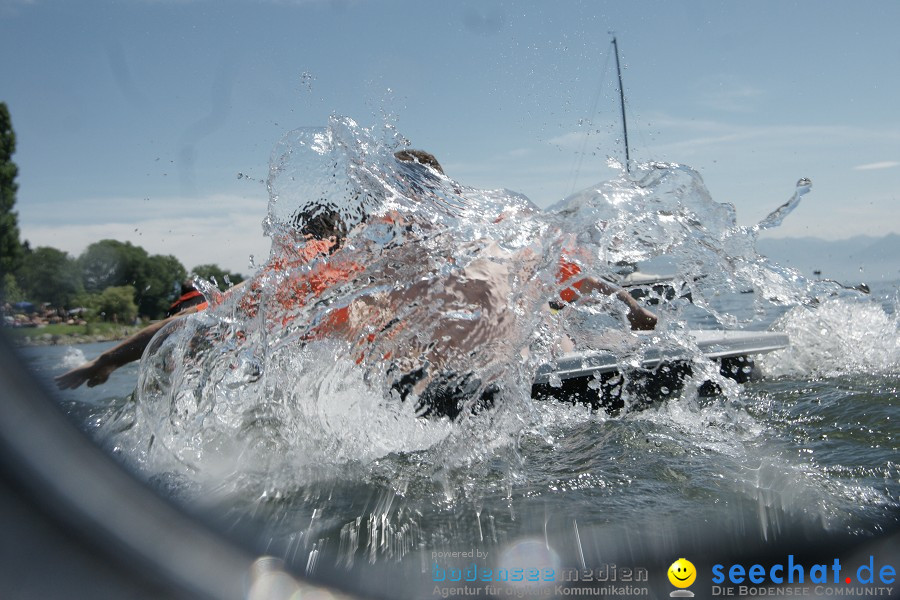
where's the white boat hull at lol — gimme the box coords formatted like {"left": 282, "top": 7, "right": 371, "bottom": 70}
{"left": 532, "top": 330, "right": 788, "bottom": 413}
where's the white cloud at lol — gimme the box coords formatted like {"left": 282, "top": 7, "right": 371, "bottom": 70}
{"left": 547, "top": 131, "right": 590, "bottom": 148}
{"left": 505, "top": 147, "right": 532, "bottom": 158}
{"left": 20, "top": 192, "right": 268, "bottom": 226}
{"left": 692, "top": 75, "right": 766, "bottom": 113}
{"left": 701, "top": 85, "right": 765, "bottom": 113}
{"left": 19, "top": 193, "right": 272, "bottom": 275}
{"left": 642, "top": 117, "right": 900, "bottom": 158}
{"left": 546, "top": 128, "right": 621, "bottom": 151}
{"left": 852, "top": 161, "right": 900, "bottom": 171}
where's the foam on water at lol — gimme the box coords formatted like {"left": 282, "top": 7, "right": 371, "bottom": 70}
{"left": 758, "top": 295, "right": 900, "bottom": 377}
{"left": 103, "top": 116, "right": 896, "bottom": 546}
{"left": 59, "top": 346, "right": 86, "bottom": 369}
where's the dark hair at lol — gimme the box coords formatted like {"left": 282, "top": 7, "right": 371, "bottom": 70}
{"left": 285, "top": 149, "right": 442, "bottom": 244}
{"left": 179, "top": 279, "right": 196, "bottom": 295}
{"left": 394, "top": 149, "right": 444, "bottom": 174}
{"left": 289, "top": 207, "right": 346, "bottom": 246}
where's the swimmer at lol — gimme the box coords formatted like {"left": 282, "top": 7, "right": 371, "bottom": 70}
{"left": 56, "top": 149, "right": 655, "bottom": 392}
{"left": 54, "top": 207, "right": 345, "bottom": 390}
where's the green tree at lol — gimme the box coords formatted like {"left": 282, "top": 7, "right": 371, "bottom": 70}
{"left": 140, "top": 253, "right": 186, "bottom": 318}
{"left": 17, "top": 246, "right": 83, "bottom": 308}
{"left": 71, "top": 290, "right": 102, "bottom": 320}
{"left": 0, "top": 102, "right": 24, "bottom": 297}
{"left": 78, "top": 240, "right": 186, "bottom": 319}
{"left": 1, "top": 273, "right": 23, "bottom": 304}
{"left": 191, "top": 263, "right": 244, "bottom": 289}
{"left": 96, "top": 285, "right": 138, "bottom": 324}
{"left": 78, "top": 239, "right": 149, "bottom": 293}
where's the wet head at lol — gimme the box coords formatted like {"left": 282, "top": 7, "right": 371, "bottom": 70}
{"left": 288, "top": 205, "right": 348, "bottom": 255}
{"left": 394, "top": 149, "right": 444, "bottom": 174}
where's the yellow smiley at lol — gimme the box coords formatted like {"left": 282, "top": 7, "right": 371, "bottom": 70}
{"left": 668, "top": 558, "right": 696, "bottom": 588}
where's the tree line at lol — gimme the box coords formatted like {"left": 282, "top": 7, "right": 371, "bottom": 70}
{"left": 0, "top": 101, "right": 243, "bottom": 323}
{"left": 4, "top": 239, "right": 244, "bottom": 322}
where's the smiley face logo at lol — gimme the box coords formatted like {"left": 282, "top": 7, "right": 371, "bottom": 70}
{"left": 667, "top": 558, "right": 696, "bottom": 588}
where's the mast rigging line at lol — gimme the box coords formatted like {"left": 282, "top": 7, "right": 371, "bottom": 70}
{"left": 567, "top": 43, "right": 614, "bottom": 196}
{"left": 567, "top": 37, "right": 636, "bottom": 195}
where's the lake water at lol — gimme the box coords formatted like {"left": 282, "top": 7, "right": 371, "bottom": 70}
{"left": 20, "top": 289, "right": 900, "bottom": 599}
{"left": 15, "top": 118, "right": 900, "bottom": 598}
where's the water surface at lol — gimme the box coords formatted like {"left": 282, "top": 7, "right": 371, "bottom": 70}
{"left": 32, "top": 117, "right": 899, "bottom": 597}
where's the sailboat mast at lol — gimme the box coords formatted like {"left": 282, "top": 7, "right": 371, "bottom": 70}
{"left": 611, "top": 37, "right": 631, "bottom": 173}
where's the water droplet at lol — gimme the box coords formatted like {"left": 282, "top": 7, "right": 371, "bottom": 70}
{"left": 299, "top": 71, "right": 315, "bottom": 92}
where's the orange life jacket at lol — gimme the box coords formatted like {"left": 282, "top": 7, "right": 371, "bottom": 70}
{"left": 557, "top": 256, "right": 587, "bottom": 303}
{"left": 234, "top": 239, "right": 364, "bottom": 334}
{"left": 167, "top": 289, "right": 208, "bottom": 317}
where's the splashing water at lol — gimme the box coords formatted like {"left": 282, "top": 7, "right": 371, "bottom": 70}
{"left": 133, "top": 117, "right": 558, "bottom": 482}
{"left": 759, "top": 296, "right": 900, "bottom": 377}
{"left": 60, "top": 346, "right": 87, "bottom": 369}
{"left": 95, "top": 116, "right": 897, "bottom": 575}
{"left": 122, "top": 116, "right": 877, "bottom": 471}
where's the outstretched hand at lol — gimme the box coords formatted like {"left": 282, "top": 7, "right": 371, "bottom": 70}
{"left": 55, "top": 358, "right": 117, "bottom": 390}
{"left": 52, "top": 313, "right": 183, "bottom": 390}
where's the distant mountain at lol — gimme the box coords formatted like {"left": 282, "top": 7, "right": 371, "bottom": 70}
{"left": 756, "top": 234, "right": 900, "bottom": 283}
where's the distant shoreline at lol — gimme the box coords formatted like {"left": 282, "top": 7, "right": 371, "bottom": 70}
{"left": 4, "top": 323, "right": 138, "bottom": 347}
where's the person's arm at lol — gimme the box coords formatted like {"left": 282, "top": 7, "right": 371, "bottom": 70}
{"left": 55, "top": 281, "right": 249, "bottom": 390}
{"left": 54, "top": 313, "right": 186, "bottom": 389}
{"left": 564, "top": 276, "right": 658, "bottom": 331}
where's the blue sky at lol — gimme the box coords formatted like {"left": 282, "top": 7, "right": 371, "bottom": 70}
{"left": 2, "top": 0, "right": 898, "bottom": 273}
